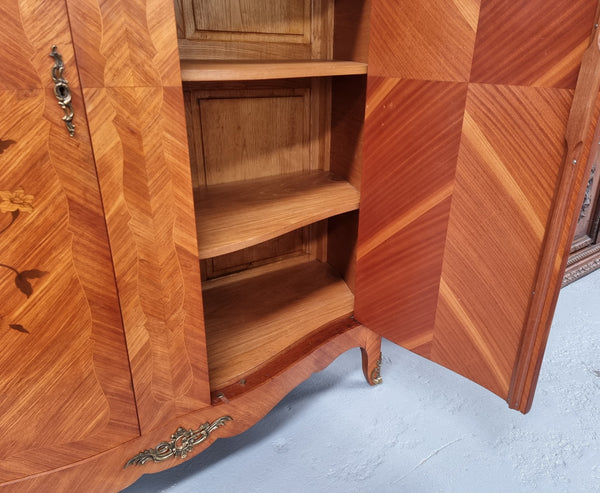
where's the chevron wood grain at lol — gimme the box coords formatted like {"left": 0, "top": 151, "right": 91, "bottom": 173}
{"left": 68, "top": 0, "right": 212, "bottom": 432}
{"left": 0, "top": 0, "right": 71, "bottom": 90}
{"left": 66, "top": 0, "right": 181, "bottom": 88}
{"left": 355, "top": 78, "right": 468, "bottom": 357}
{"left": 471, "top": 0, "right": 597, "bottom": 88}
{"left": 357, "top": 0, "right": 600, "bottom": 410}
{"left": 367, "top": 0, "right": 481, "bottom": 82}
{"left": 0, "top": 322, "right": 380, "bottom": 493}
{"left": 431, "top": 84, "right": 573, "bottom": 398}
{"left": 83, "top": 86, "right": 211, "bottom": 432}
{"left": 4, "top": 0, "right": 600, "bottom": 489}
{"left": 0, "top": 1, "right": 138, "bottom": 480}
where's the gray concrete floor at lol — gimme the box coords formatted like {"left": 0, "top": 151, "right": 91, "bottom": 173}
{"left": 124, "top": 269, "right": 600, "bottom": 493}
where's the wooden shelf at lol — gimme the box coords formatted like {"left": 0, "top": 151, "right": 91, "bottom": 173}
{"left": 194, "top": 172, "right": 360, "bottom": 259}
{"left": 180, "top": 60, "right": 368, "bottom": 82}
{"left": 203, "top": 258, "right": 355, "bottom": 390}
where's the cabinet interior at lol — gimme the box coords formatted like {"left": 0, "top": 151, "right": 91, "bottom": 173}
{"left": 177, "top": 0, "right": 370, "bottom": 392}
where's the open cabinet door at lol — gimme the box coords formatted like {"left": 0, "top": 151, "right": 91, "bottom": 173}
{"left": 354, "top": 0, "right": 600, "bottom": 413}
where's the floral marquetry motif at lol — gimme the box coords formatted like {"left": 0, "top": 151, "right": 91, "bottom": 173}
{"left": 0, "top": 188, "right": 47, "bottom": 333}
{"left": 0, "top": 188, "right": 34, "bottom": 214}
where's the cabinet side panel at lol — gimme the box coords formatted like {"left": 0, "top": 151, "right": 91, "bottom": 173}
{"left": 0, "top": 89, "right": 140, "bottom": 483}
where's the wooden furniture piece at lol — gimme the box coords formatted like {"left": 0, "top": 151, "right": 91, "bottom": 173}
{"left": 564, "top": 123, "right": 600, "bottom": 285}
{"left": 1, "top": 0, "right": 599, "bottom": 491}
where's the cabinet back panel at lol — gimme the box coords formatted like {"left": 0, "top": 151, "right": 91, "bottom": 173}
{"left": 203, "top": 228, "right": 309, "bottom": 279}
{"left": 191, "top": 0, "right": 310, "bottom": 38}
{"left": 178, "top": 0, "right": 331, "bottom": 60}
{"left": 333, "top": 0, "right": 372, "bottom": 63}
{"left": 196, "top": 91, "right": 311, "bottom": 184}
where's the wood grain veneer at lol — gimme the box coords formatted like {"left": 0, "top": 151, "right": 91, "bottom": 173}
{"left": 471, "top": 0, "right": 597, "bottom": 88}
{"left": 355, "top": 78, "right": 467, "bottom": 357}
{"left": 67, "top": 0, "right": 212, "bottom": 432}
{"left": 356, "top": 0, "right": 600, "bottom": 411}
{"left": 203, "top": 228, "right": 310, "bottom": 280}
{"left": 0, "top": 0, "right": 138, "bottom": 480}
{"left": 433, "top": 84, "right": 572, "bottom": 399}
{"left": 366, "top": 0, "right": 480, "bottom": 82}
{"left": 187, "top": 85, "right": 312, "bottom": 186}
{"left": 1, "top": 322, "right": 380, "bottom": 493}
{"left": 509, "top": 4, "right": 600, "bottom": 411}
{"left": 4, "top": 0, "right": 598, "bottom": 489}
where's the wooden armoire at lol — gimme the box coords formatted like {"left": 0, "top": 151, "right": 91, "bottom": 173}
{"left": 1, "top": 0, "right": 598, "bottom": 491}
{"left": 565, "top": 136, "right": 600, "bottom": 285}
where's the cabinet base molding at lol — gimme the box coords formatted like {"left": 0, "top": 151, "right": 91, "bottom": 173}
{"left": 124, "top": 416, "right": 233, "bottom": 468}
{"left": 563, "top": 244, "right": 600, "bottom": 286}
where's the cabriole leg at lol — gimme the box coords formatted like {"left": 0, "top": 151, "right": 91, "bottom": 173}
{"left": 360, "top": 329, "right": 383, "bottom": 385}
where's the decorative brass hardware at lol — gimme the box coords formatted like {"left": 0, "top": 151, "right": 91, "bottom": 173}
{"left": 49, "top": 46, "right": 75, "bottom": 136}
{"left": 371, "top": 353, "right": 383, "bottom": 385}
{"left": 124, "top": 416, "right": 233, "bottom": 468}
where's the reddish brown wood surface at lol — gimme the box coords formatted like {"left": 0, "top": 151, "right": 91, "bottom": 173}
{"left": 356, "top": 0, "right": 599, "bottom": 411}
{"left": 0, "top": 0, "right": 138, "bottom": 481}
{"left": 67, "top": 0, "right": 211, "bottom": 431}
{"left": 1, "top": 323, "right": 381, "bottom": 493}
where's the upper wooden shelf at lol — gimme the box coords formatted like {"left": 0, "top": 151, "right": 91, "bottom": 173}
{"left": 180, "top": 60, "right": 368, "bottom": 81}
{"left": 194, "top": 171, "right": 360, "bottom": 259}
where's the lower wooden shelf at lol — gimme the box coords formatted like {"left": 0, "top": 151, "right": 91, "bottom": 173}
{"left": 203, "top": 257, "right": 355, "bottom": 390}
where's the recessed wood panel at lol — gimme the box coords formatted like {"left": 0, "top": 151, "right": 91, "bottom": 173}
{"left": 177, "top": 0, "right": 331, "bottom": 60}
{"left": 471, "top": 0, "right": 597, "bottom": 88}
{"left": 192, "top": 90, "right": 311, "bottom": 184}
{"left": 192, "top": 0, "right": 309, "bottom": 37}
{"left": 205, "top": 229, "right": 308, "bottom": 279}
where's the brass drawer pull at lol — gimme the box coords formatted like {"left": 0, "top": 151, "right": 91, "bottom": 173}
{"left": 124, "top": 416, "right": 233, "bottom": 468}
{"left": 49, "top": 45, "right": 75, "bottom": 136}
